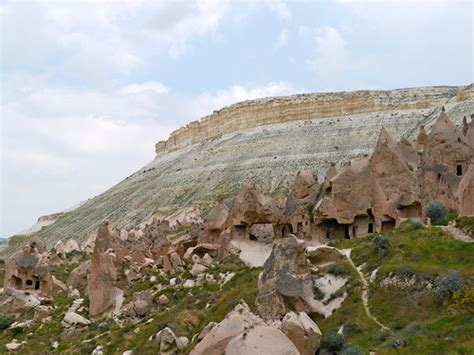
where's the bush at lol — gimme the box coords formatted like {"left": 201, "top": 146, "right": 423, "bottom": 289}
{"left": 328, "top": 263, "right": 350, "bottom": 277}
{"left": 0, "top": 313, "right": 13, "bottom": 330}
{"left": 401, "top": 219, "right": 424, "bottom": 230}
{"left": 394, "top": 264, "right": 415, "bottom": 278}
{"left": 341, "top": 346, "right": 364, "bottom": 355}
{"left": 450, "top": 289, "right": 474, "bottom": 313}
{"left": 425, "top": 200, "right": 449, "bottom": 226}
{"left": 372, "top": 235, "right": 391, "bottom": 256}
{"left": 313, "top": 285, "right": 325, "bottom": 300}
{"left": 320, "top": 332, "right": 346, "bottom": 354}
{"left": 434, "top": 270, "right": 465, "bottom": 304}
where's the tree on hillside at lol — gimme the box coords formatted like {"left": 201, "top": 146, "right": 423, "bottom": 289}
{"left": 425, "top": 200, "right": 449, "bottom": 226}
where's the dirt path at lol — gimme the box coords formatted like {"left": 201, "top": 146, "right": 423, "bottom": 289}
{"left": 440, "top": 226, "right": 474, "bottom": 243}
{"left": 340, "top": 249, "right": 391, "bottom": 332}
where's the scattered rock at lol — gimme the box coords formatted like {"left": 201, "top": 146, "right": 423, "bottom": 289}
{"left": 190, "top": 264, "right": 208, "bottom": 276}
{"left": 190, "top": 303, "right": 264, "bottom": 355}
{"left": 280, "top": 311, "right": 322, "bottom": 355}
{"left": 6, "top": 339, "right": 23, "bottom": 351}
{"left": 63, "top": 312, "right": 91, "bottom": 327}
{"left": 158, "top": 294, "right": 169, "bottom": 306}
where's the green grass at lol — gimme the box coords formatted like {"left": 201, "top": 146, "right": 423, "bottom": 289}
{"left": 332, "top": 225, "right": 474, "bottom": 353}
{"left": 316, "top": 259, "right": 384, "bottom": 352}
{"left": 0, "top": 257, "right": 261, "bottom": 354}
{"left": 332, "top": 226, "right": 474, "bottom": 278}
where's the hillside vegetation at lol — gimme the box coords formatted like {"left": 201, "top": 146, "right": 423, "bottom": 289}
{"left": 330, "top": 224, "right": 474, "bottom": 354}
{"left": 1, "top": 225, "right": 472, "bottom": 354}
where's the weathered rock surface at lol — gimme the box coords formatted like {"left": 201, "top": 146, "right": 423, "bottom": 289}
{"left": 150, "top": 327, "right": 188, "bottom": 354}
{"left": 87, "top": 222, "right": 123, "bottom": 318}
{"left": 9, "top": 85, "right": 472, "bottom": 255}
{"left": 190, "top": 303, "right": 264, "bottom": 355}
{"left": 256, "top": 235, "right": 315, "bottom": 321}
{"left": 3, "top": 241, "right": 53, "bottom": 297}
{"left": 280, "top": 311, "right": 322, "bottom": 355}
{"left": 224, "top": 325, "right": 299, "bottom": 355}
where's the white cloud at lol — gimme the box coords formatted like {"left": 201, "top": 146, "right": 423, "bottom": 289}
{"left": 119, "top": 81, "right": 170, "bottom": 95}
{"left": 1, "top": 0, "right": 232, "bottom": 83}
{"left": 266, "top": 0, "right": 292, "bottom": 21}
{"left": 275, "top": 29, "right": 289, "bottom": 48}
{"left": 307, "top": 27, "right": 349, "bottom": 82}
{"left": 192, "top": 81, "right": 301, "bottom": 118}
{"left": 306, "top": 26, "right": 383, "bottom": 90}
{"left": 1, "top": 75, "right": 302, "bottom": 236}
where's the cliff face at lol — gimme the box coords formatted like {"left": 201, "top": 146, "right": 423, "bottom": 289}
{"left": 3, "top": 85, "right": 473, "bottom": 254}
{"left": 155, "top": 86, "right": 469, "bottom": 154}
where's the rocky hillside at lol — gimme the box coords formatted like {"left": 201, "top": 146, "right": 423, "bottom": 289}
{"left": 4, "top": 85, "right": 473, "bottom": 254}
{"left": 0, "top": 223, "right": 472, "bottom": 354}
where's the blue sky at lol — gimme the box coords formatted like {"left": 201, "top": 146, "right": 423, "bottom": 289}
{"left": 1, "top": 0, "right": 472, "bottom": 237}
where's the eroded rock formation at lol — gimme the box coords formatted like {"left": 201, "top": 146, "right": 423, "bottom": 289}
{"left": 3, "top": 241, "right": 53, "bottom": 297}
{"left": 87, "top": 222, "right": 123, "bottom": 318}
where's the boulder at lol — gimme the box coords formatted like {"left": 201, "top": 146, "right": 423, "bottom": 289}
{"left": 190, "top": 303, "right": 264, "bottom": 355}
{"left": 190, "top": 264, "right": 208, "bottom": 276}
{"left": 132, "top": 291, "right": 153, "bottom": 317}
{"left": 63, "top": 312, "right": 91, "bottom": 326}
{"left": 224, "top": 325, "right": 299, "bottom": 355}
{"left": 6, "top": 339, "right": 23, "bottom": 351}
{"left": 201, "top": 253, "right": 214, "bottom": 267}
{"left": 169, "top": 252, "right": 183, "bottom": 270}
{"left": 0, "top": 286, "right": 41, "bottom": 315}
{"left": 158, "top": 294, "right": 169, "bottom": 306}
{"left": 52, "top": 276, "right": 67, "bottom": 293}
{"left": 54, "top": 239, "right": 80, "bottom": 255}
{"left": 67, "top": 260, "right": 91, "bottom": 288}
{"left": 280, "top": 311, "right": 322, "bottom": 355}
{"left": 151, "top": 327, "right": 184, "bottom": 354}
{"left": 34, "top": 305, "right": 51, "bottom": 323}
{"left": 255, "top": 235, "right": 316, "bottom": 321}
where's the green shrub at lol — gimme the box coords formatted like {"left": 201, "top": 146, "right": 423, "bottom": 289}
{"left": 434, "top": 270, "right": 465, "bottom": 304}
{"left": 394, "top": 264, "right": 415, "bottom": 278}
{"left": 401, "top": 219, "right": 424, "bottom": 230}
{"left": 328, "top": 263, "right": 350, "bottom": 277}
{"left": 372, "top": 235, "right": 391, "bottom": 256}
{"left": 320, "top": 332, "right": 346, "bottom": 353}
{"left": 425, "top": 200, "right": 449, "bottom": 226}
{"left": 313, "top": 285, "right": 325, "bottom": 300}
{"left": 0, "top": 313, "right": 13, "bottom": 330}
{"left": 450, "top": 289, "right": 474, "bottom": 313}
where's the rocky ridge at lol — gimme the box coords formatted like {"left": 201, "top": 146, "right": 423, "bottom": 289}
{"left": 2, "top": 85, "right": 473, "bottom": 255}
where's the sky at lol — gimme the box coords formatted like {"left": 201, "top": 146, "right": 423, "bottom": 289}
{"left": 0, "top": 0, "right": 472, "bottom": 237}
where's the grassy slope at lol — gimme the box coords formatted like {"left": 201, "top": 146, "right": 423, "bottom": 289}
{"left": 1, "top": 227, "right": 473, "bottom": 353}
{"left": 332, "top": 226, "right": 474, "bottom": 354}
{"left": 0, "top": 257, "right": 260, "bottom": 354}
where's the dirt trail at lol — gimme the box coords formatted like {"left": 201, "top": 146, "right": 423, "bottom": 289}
{"left": 339, "top": 249, "right": 391, "bottom": 332}
{"left": 440, "top": 226, "right": 473, "bottom": 243}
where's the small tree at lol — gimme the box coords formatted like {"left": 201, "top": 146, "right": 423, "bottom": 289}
{"left": 425, "top": 200, "right": 449, "bottom": 226}
{"left": 434, "top": 270, "right": 465, "bottom": 304}
{"left": 372, "top": 235, "right": 391, "bottom": 256}
{"left": 320, "top": 332, "right": 346, "bottom": 354}
{"left": 0, "top": 313, "right": 13, "bottom": 331}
